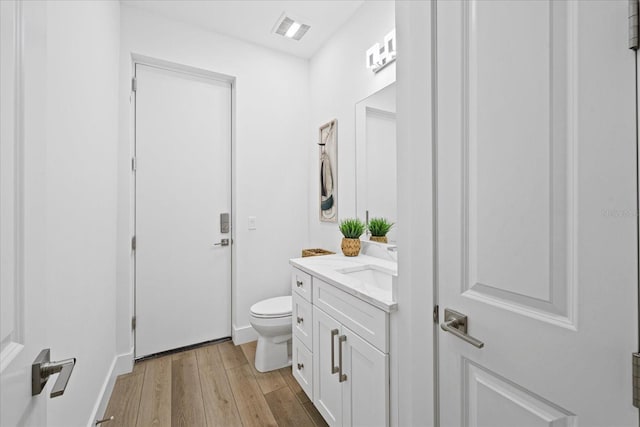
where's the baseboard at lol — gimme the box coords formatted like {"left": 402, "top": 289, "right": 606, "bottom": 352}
{"left": 86, "top": 349, "right": 134, "bottom": 427}
{"left": 232, "top": 324, "right": 257, "bottom": 345}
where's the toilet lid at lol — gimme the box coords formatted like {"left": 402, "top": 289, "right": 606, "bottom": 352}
{"left": 250, "top": 296, "right": 292, "bottom": 318}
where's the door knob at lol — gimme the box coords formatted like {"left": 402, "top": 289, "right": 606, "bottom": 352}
{"left": 212, "top": 238, "right": 230, "bottom": 247}
{"left": 32, "top": 349, "right": 76, "bottom": 397}
{"left": 440, "top": 308, "right": 485, "bottom": 348}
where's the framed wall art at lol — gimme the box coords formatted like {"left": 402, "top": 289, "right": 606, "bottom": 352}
{"left": 319, "top": 119, "right": 337, "bottom": 222}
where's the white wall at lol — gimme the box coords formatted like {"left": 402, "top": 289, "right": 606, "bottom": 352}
{"left": 308, "top": 1, "right": 395, "bottom": 251}
{"left": 396, "top": 1, "right": 435, "bottom": 426}
{"left": 44, "top": 1, "right": 120, "bottom": 425}
{"left": 116, "top": 6, "right": 311, "bottom": 353}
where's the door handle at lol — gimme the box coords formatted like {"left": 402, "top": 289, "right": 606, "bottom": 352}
{"left": 32, "top": 349, "right": 76, "bottom": 398}
{"left": 330, "top": 329, "right": 339, "bottom": 374}
{"left": 212, "top": 238, "right": 230, "bottom": 247}
{"left": 338, "top": 335, "right": 347, "bottom": 383}
{"left": 440, "top": 308, "right": 485, "bottom": 349}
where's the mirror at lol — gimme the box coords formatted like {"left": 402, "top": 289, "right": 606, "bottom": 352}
{"left": 355, "top": 82, "right": 397, "bottom": 243}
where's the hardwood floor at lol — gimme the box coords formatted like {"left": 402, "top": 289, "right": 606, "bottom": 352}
{"left": 102, "top": 341, "right": 328, "bottom": 427}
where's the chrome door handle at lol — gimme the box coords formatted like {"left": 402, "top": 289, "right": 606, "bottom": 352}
{"left": 297, "top": 363, "right": 304, "bottom": 370}
{"left": 440, "top": 308, "right": 484, "bottom": 348}
{"left": 296, "top": 280, "right": 303, "bottom": 288}
{"left": 212, "top": 238, "right": 230, "bottom": 247}
{"left": 330, "top": 329, "right": 339, "bottom": 374}
{"left": 296, "top": 316, "right": 304, "bottom": 324}
{"left": 32, "top": 349, "right": 76, "bottom": 398}
{"left": 338, "top": 335, "right": 347, "bottom": 383}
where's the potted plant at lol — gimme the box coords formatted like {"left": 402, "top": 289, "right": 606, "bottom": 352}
{"left": 368, "top": 217, "right": 394, "bottom": 244}
{"left": 339, "top": 218, "right": 365, "bottom": 257}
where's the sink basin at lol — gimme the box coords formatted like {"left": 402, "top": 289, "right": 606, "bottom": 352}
{"left": 337, "top": 265, "right": 393, "bottom": 291}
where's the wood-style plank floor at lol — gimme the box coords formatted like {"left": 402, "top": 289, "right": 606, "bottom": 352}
{"left": 102, "top": 340, "right": 328, "bottom": 427}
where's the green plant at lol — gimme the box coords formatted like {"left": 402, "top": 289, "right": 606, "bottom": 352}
{"left": 339, "top": 218, "right": 366, "bottom": 239}
{"left": 368, "top": 217, "right": 394, "bottom": 237}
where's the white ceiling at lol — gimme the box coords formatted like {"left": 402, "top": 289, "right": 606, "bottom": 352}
{"left": 121, "top": 0, "right": 365, "bottom": 59}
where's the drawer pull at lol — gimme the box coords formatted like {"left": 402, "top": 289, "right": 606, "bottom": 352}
{"left": 330, "top": 329, "right": 339, "bottom": 374}
{"left": 297, "top": 363, "right": 304, "bottom": 370}
{"left": 296, "top": 316, "right": 304, "bottom": 324}
{"left": 338, "top": 335, "right": 347, "bottom": 383}
{"left": 296, "top": 280, "right": 304, "bottom": 288}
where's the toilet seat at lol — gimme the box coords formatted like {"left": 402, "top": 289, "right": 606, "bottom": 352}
{"left": 250, "top": 296, "right": 292, "bottom": 318}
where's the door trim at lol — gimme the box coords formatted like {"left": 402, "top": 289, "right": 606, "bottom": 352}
{"left": 129, "top": 55, "right": 235, "bottom": 358}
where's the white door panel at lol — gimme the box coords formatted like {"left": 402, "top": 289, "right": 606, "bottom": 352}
{"left": 313, "top": 307, "right": 342, "bottom": 426}
{"left": 135, "top": 64, "right": 231, "bottom": 358}
{"left": 437, "top": 1, "right": 637, "bottom": 426}
{"left": 0, "top": 1, "right": 48, "bottom": 425}
{"left": 341, "top": 326, "right": 388, "bottom": 427}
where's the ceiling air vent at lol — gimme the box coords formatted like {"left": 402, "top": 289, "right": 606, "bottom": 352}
{"left": 273, "top": 13, "right": 310, "bottom": 41}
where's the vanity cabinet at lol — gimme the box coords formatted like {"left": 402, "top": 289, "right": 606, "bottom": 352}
{"left": 291, "top": 267, "right": 390, "bottom": 427}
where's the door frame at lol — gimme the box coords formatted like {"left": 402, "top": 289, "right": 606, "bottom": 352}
{"left": 129, "top": 55, "right": 236, "bottom": 358}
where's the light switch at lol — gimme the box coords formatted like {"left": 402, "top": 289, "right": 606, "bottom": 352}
{"left": 248, "top": 216, "right": 256, "bottom": 230}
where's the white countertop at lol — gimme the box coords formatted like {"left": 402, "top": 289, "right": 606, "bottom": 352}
{"left": 289, "top": 254, "right": 398, "bottom": 312}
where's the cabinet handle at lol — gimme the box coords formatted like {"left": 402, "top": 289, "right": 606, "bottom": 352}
{"left": 297, "top": 316, "right": 304, "bottom": 324}
{"left": 297, "top": 363, "right": 304, "bottom": 370}
{"left": 330, "top": 329, "right": 339, "bottom": 374}
{"left": 296, "top": 280, "right": 303, "bottom": 288}
{"left": 338, "top": 335, "right": 347, "bottom": 383}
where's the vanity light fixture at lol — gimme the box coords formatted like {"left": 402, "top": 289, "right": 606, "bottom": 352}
{"left": 366, "top": 29, "right": 397, "bottom": 73}
{"left": 273, "top": 13, "right": 310, "bottom": 41}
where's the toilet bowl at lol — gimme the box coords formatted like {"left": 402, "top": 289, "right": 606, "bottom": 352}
{"left": 249, "top": 296, "right": 292, "bottom": 372}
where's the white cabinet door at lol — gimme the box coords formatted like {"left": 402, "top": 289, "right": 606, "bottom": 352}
{"left": 313, "top": 307, "right": 342, "bottom": 426}
{"left": 437, "top": 1, "right": 637, "bottom": 425}
{"left": 341, "top": 326, "right": 388, "bottom": 427}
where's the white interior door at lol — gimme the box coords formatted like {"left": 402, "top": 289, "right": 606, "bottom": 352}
{"left": 437, "top": 1, "right": 638, "bottom": 426}
{"left": 1, "top": 1, "right": 49, "bottom": 425}
{"left": 135, "top": 63, "right": 232, "bottom": 358}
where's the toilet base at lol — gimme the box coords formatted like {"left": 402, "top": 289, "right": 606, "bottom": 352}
{"left": 254, "top": 335, "right": 292, "bottom": 373}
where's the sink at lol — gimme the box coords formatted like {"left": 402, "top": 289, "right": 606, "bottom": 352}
{"left": 337, "top": 265, "right": 393, "bottom": 291}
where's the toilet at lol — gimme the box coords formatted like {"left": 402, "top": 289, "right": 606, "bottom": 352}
{"left": 249, "top": 295, "right": 292, "bottom": 372}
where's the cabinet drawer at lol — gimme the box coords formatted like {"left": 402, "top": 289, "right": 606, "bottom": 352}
{"left": 291, "top": 268, "right": 312, "bottom": 302}
{"left": 292, "top": 338, "right": 313, "bottom": 400}
{"left": 293, "top": 292, "right": 313, "bottom": 349}
{"left": 313, "top": 278, "right": 388, "bottom": 353}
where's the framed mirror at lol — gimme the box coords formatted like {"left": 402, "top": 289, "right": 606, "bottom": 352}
{"left": 355, "top": 82, "right": 397, "bottom": 243}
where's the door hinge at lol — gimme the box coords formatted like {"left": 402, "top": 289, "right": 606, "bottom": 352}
{"left": 433, "top": 305, "right": 439, "bottom": 323}
{"left": 131, "top": 236, "right": 136, "bottom": 251}
{"left": 131, "top": 77, "right": 137, "bottom": 92}
{"left": 131, "top": 316, "right": 136, "bottom": 330}
{"left": 630, "top": 0, "right": 639, "bottom": 50}
{"left": 633, "top": 353, "right": 640, "bottom": 407}
{"left": 131, "top": 157, "right": 136, "bottom": 172}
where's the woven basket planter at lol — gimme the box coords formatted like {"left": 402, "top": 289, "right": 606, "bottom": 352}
{"left": 370, "top": 236, "right": 388, "bottom": 244}
{"left": 341, "top": 238, "right": 361, "bottom": 257}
